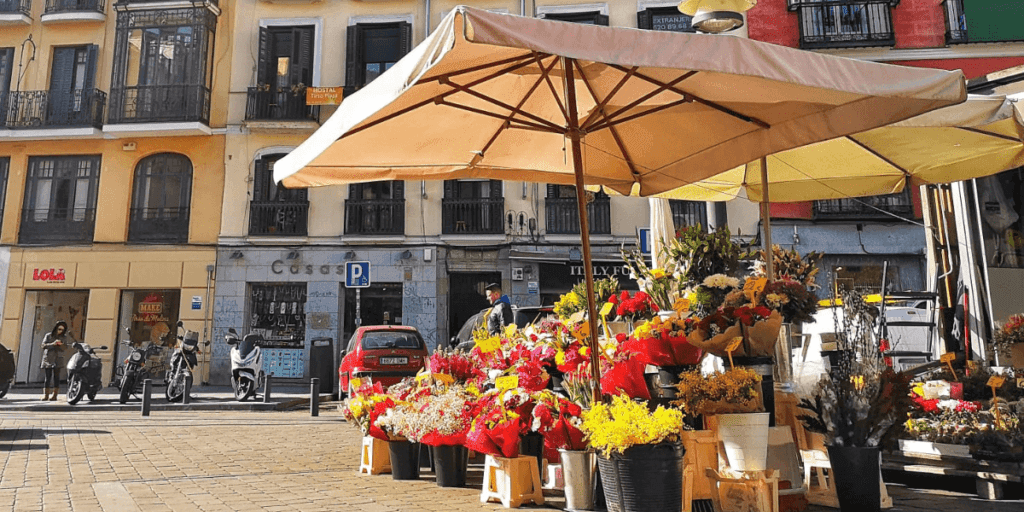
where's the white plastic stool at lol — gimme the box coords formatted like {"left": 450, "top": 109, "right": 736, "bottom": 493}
{"left": 480, "top": 455, "right": 545, "bottom": 508}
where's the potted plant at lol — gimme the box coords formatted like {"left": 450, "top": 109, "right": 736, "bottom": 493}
{"left": 581, "top": 394, "right": 686, "bottom": 512}
{"left": 798, "top": 291, "right": 916, "bottom": 512}
{"left": 673, "top": 367, "right": 770, "bottom": 471}
{"left": 994, "top": 313, "right": 1024, "bottom": 367}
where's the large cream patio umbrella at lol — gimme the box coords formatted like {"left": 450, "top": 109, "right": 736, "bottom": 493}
{"left": 275, "top": 6, "right": 965, "bottom": 399}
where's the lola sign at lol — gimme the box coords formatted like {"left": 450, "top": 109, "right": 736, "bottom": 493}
{"left": 33, "top": 268, "right": 67, "bottom": 283}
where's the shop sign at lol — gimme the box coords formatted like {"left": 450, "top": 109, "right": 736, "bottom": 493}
{"left": 305, "top": 86, "right": 344, "bottom": 106}
{"left": 133, "top": 292, "right": 171, "bottom": 323}
{"left": 527, "top": 281, "right": 539, "bottom": 294}
{"left": 192, "top": 296, "right": 202, "bottom": 310}
{"left": 32, "top": 268, "right": 67, "bottom": 283}
{"left": 271, "top": 260, "right": 346, "bottom": 276}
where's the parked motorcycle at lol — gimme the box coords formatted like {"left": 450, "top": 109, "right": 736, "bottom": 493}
{"left": 66, "top": 341, "right": 108, "bottom": 405}
{"left": 165, "top": 322, "right": 205, "bottom": 403}
{"left": 116, "top": 327, "right": 167, "bottom": 404}
{"left": 225, "top": 328, "right": 265, "bottom": 401}
{"left": 0, "top": 342, "right": 15, "bottom": 398}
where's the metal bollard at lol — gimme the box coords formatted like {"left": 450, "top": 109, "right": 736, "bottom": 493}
{"left": 310, "top": 378, "right": 320, "bottom": 417}
{"left": 141, "top": 379, "right": 152, "bottom": 417}
{"left": 183, "top": 373, "right": 193, "bottom": 405}
{"left": 263, "top": 374, "right": 273, "bottom": 403}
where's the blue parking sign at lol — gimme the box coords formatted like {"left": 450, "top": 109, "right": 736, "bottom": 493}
{"left": 345, "top": 261, "right": 371, "bottom": 288}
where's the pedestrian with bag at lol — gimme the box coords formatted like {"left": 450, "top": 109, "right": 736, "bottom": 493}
{"left": 40, "top": 321, "right": 70, "bottom": 401}
{"left": 485, "top": 283, "right": 513, "bottom": 336}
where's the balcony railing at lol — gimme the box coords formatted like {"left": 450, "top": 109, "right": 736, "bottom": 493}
{"left": 943, "top": 0, "right": 967, "bottom": 43}
{"left": 813, "top": 191, "right": 913, "bottom": 219}
{"left": 442, "top": 197, "right": 504, "bottom": 234}
{"left": 128, "top": 207, "right": 190, "bottom": 243}
{"left": 19, "top": 207, "right": 96, "bottom": 244}
{"left": 5, "top": 89, "right": 106, "bottom": 129}
{"left": 244, "top": 86, "right": 320, "bottom": 122}
{"left": 114, "top": 0, "right": 217, "bottom": 7}
{"left": 0, "top": 0, "right": 31, "bottom": 16}
{"left": 44, "top": 0, "right": 104, "bottom": 14}
{"left": 545, "top": 196, "right": 611, "bottom": 234}
{"left": 796, "top": 2, "right": 895, "bottom": 49}
{"left": 669, "top": 200, "right": 707, "bottom": 230}
{"left": 108, "top": 85, "right": 210, "bottom": 124}
{"left": 249, "top": 201, "right": 308, "bottom": 236}
{"left": 345, "top": 198, "right": 405, "bottom": 235}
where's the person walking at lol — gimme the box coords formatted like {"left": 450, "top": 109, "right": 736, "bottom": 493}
{"left": 485, "top": 283, "right": 513, "bottom": 336}
{"left": 40, "top": 321, "right": 70, "bottom": 401}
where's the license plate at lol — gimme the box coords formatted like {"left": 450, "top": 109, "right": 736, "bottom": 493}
{"left": 379, "top": 357, "right": 408, "bottom": 365}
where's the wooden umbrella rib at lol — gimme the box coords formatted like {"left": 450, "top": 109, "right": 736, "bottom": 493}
{"left": 579, "top": 66, "right": 638, "bottom": 131}
{"left": 608, "top": 64, "right": 771, "bottom": 130}
{"left": 441, "top": 77, "right": 565, "bottom": 133}
{"left": 475, "top": 57, "right": 561, "bottom": 162}
{"left": 847, "top": 135, "right": 912, "bottom": 178}
{"left": 573, "top": 59, "right": 641, "bottom": 181}
{"left": 343, "top": 57, "right": 542, "bottom": 140}
{"left": 587, "top": 97, "right": 692, "bottom": 133}
{"left": 423, "top": 53, "right": 537, "bottom": 84}
{"left": 537, "top": 54, "right": 569, "bottom": 123}
{"left": 584, "top": 70, "right": 697, "bottom": 132}
{"left": 958, "top": 126, "right": 1022, "bottom": 142}
{"left": 435, "top": 98, "right": 561, "bottom": 133}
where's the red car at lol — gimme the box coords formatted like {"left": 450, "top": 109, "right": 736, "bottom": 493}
{"left": 338, "top": 325, "right": 427, "bottom": 396}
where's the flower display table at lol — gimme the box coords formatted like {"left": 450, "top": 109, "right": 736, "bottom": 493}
{"left": 883, "top": 449, "right": 1024, "bottom": 500}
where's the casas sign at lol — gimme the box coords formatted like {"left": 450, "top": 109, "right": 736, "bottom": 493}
{"left": 32, "top": 268, "right": 67, "bottom": 284}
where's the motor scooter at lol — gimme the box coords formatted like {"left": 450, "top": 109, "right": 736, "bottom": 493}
{"left": 166, "top": 321, "right": 205, "bottom": 402}
{"left": 66, "top": 341, "right": 107, "bottom": 405}
{"left": 116, "top": 327, "right": 167, "bottom": 404}
{"left": 226, "top": 328, "right": 265, "bottom": 401}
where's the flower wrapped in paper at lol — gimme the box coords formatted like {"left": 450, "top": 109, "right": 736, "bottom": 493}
{"left": 623, "top": 315, "right": 702, "bottom": 366}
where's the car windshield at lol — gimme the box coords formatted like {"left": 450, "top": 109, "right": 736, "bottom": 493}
{"left": 361, "top": 332, "right": 422, "bottom": 350}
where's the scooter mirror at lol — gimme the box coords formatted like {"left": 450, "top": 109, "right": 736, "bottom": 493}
{"left": 228, "top": 328, "right": 238, "bottom": 335}
{"left": 204, "top": 340, "right": 211, "bottom": 346}
{"left": 98, "top": 346, "right": 108, "bottom": 350}
{"left": 177, "top": 320, "right": 184, "bottom": 328}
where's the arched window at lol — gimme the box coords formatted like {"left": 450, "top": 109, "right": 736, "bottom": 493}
{"left": 128, "top": 153, "right": 193, "bottom": 243}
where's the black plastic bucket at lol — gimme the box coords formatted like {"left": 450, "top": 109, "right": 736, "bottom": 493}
{"left": 733, "top": 356, "right": 776, "bottom": 426}
{"left": 520, "top": 432, "right": 545, "bottom": 474}
{"left": 431, "top": 445, "right": 468, "bottom": 487}
{"left": 827, "top": 445, "right": 881, "bottom": 512}
{"left": 388, "top": 441, "right": 421, "bottom": 480}
{"left": 597, "top": 442, "right": 685, "bottom": 512}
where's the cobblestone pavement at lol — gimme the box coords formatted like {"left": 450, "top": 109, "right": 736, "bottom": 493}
{"left": 0, "top": 408, "right": 1022, "bottom": 512}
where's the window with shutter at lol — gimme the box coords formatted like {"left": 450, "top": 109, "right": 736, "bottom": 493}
{"left": 542, "top": 11, "right": 609, "bottom": 25}
{"left": 442, "top": 180, "right": 504, "bottom": 234}
{"left": 344, "top": 180, "right": 406, "bottom": 235}
{"left": 249, "top": 25, "right": 316, "bottom": 121}
{"left": 346, "top": 21, "right": 413, "bottom": 90}
{"left": 0, "top": 47, "right": 14, "bottom": 125}
{"left": 0, "top": 157, "right": 8, "bottom": 231}
{"left": 129, "top": 153, "right": 193, "bottom": 243}
{"left": 20, "top": 155, "right": 102, "bottom": 243}
{"left": 544, "top": 185, "right": 610, "bottom": 234}
{"left": 249, "top": 154, "right": 309, "bottom": 236}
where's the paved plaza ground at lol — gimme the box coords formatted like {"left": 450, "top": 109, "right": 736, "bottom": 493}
{"left": 0, "top": 392, "right": 1022, "bottom": 511}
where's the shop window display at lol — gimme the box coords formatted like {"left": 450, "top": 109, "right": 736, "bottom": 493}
{"left": 249, "top": 283, "right": 306, "bottom": 348}
{"left": 977, "top": 167, "right": 1024, "bottom": 268}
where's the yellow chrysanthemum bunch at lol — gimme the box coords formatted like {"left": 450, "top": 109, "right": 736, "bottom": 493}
{"left": 581, "top": 394, "right": 684, "bottom": 455}
{"left": 672, "top": 368, "right": 762, "bottom": 417}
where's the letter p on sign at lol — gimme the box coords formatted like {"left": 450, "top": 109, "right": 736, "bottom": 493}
{"left": 345, "top": 261, "right": 371, "bottom": 288}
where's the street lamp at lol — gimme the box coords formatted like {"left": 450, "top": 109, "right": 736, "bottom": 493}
{"left": 678, "top": 0, "right": 757, "bottom": 34}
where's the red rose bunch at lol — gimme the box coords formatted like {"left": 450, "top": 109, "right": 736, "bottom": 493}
{"left": 611, "top": 290, "right": 657, "bottom": 319}
{"left": 429, "top": 348, "right": 486, "bottom": 384}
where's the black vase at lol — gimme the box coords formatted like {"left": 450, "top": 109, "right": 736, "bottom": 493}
{"left": 388, "top": 441, "right": 421, "bottom": 480}
{"left": 596, "top": 442, "right": 685, "bottom": 512}
{"left": 519, "top": 432, "right": 545, "bottom": 475}
{"left": 431, "top": 445, "right": 469, "bottom": 487}
{"left": 827, "top": 445, "right": 881, "bottom": 512}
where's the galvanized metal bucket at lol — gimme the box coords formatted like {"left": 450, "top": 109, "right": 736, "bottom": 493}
{"left": 559, "top": 449, "right": 597, "bottom": 512}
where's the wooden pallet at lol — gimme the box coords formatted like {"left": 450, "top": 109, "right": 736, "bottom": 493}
{"left": 883, "top": 450, "right": 1024, "bottom": 500}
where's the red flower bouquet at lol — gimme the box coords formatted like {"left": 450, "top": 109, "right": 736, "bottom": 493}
{"left": 465, "top": 390, "right": 535, "bottom": 458}
{"left": 611, "top": 290, "right": 657, "bottom": 320}
{"left": 429, "top": 348, "right": 487, "bottom": 385}
{"left": 622, "top": 316, "right": 702, "bottom": 367}
{"left": 531, "top": 391, "right": 586, "bottom": 461}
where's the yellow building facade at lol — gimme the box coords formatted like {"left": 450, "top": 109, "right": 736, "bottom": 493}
{"left": 0, "top": 0, "right": 229, "bottom": 386}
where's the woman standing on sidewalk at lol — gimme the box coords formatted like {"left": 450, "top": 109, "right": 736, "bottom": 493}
{"left": 40, "top": 321, "right": 70, "bottom": 401}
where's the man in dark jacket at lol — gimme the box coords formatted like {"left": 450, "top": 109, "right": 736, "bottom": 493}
{"left": 485, "top": 283, "right": 513, "bottom": 335}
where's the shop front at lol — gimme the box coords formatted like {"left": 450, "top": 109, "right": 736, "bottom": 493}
{"left": 3, "top": 248, "right": 216, "bottom": 387}
{"left": 211, "top": 247, "right": 441, "bottom": 388}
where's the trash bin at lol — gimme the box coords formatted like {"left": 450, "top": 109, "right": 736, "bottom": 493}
{"left": 309, "top": 337, "right": 335, "bottom": 394}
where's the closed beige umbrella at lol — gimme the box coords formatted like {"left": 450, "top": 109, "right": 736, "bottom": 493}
{"left": 274, "top": 6, "right": 965, "bottom": 399}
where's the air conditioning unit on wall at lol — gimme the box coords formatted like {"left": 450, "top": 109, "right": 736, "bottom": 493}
{"left": 512, "top": 268, "right": 524, "bottom": 281}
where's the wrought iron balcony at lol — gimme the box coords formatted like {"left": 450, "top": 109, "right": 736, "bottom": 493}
{"left": 345, "top": 198, "right": 405, "bottom": 235}
{"left": 0, "top": 0, "right": 31, "bottom": 16}
{"left": 19, "top": 208, "right": 96, "bottom": 244}
{"left": 442, "top": 197, "right": 504, "bottom": 234}
{"left": 669, "top": 200, "right": 707, "bottom": 230}
{"left": 545, "top": 196, "right": 611, "bottom": 235}
{"left": 113, "top": 0, "right": 217, "bottom": 7}
{"left": 249, "top": 201, "right": 308, "bottom": 236}
{"left": 4, "top": 89, "right": 106, "bottom": 129}
{"left": 128, "top": 207, "right": 190, "bottom": 243}
{"left": 44, "top": 0, "right": 104, "bottom": 14}
{"left": 108, "top": 85, "right": 210, "bottom": 124}
{"left": 244, "top": 86, "right": 320, "bottom": 122}
{"left": 813, "top": 191, "right": 913, "bottom": 220}
{"left": 795, "top": 2, "right": 896, "bottom": 49}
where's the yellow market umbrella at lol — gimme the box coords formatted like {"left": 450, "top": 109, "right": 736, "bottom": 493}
{"left": 274, "top": 6, "right": 965, "bottom": 400}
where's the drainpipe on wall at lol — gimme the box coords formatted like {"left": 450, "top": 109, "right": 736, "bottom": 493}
{"left": 202, "top": 264, "right": 215, "bottom": 385}
{"left": 425, "top": 0, "right": 430, "bottom": 39}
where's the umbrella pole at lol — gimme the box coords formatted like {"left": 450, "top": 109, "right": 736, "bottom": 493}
{"left": 760, "top": 156, "right": 774, "bottom": 280}
{"left": 563, "top": 57, "right": 604, "bottom": 404}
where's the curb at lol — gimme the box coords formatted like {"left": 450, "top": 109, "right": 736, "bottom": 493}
{"left": 0, "top": 394, "right": 337, "bottom": 413}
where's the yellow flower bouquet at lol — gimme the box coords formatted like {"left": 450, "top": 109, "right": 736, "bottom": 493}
{"left": 580, "top": 394, "right": 685, "bottom": 456}
{"left": 672, "top": 368, "right": 763, "bottom": 417}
